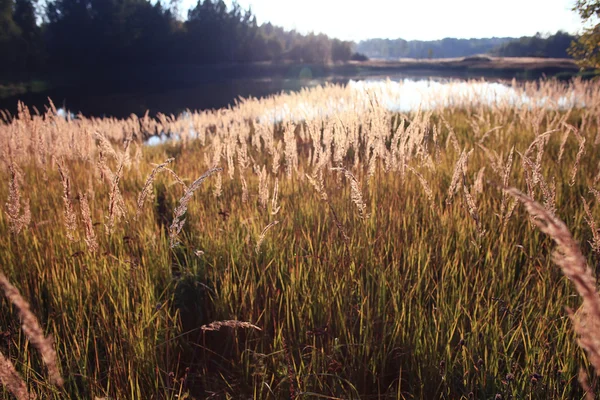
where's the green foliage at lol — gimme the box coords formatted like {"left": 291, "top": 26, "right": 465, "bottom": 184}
{"left": 569, "top": 0, "right": 600, "bottom": 68}
{"left": 492, "top": 31, "right": 577, "bottom": 58}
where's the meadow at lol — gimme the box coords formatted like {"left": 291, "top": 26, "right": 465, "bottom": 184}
{"left": 0, "top": 78, "right": 599, "bottom": 399}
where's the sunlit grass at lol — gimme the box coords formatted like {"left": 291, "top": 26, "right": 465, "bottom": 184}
{"left": 0, "top": 79, "right": 599, "bottom": 399}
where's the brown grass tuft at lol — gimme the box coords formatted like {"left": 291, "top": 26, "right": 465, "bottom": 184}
{"left": 201, "top": 320, "right": 262, "bottom": 331}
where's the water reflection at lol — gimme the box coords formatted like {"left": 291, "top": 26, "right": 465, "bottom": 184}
{"left": 347, "top": 78, "right": 583, "bottom": 112}
{"left": 251, "top": 77, "right": 585, "bottom": 124}
{"left": 144, "top": 77, "right": 587, "bottom": 146}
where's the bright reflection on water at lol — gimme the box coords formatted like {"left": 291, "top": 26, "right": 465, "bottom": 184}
{"left": 145, "top": 77, "right": 586, "bottom": 146}
{"left": 254, "top": 78, "right": 584, "bottom": 125}
{"left": 347, "top": 78, "right": 582, "bottom": 112}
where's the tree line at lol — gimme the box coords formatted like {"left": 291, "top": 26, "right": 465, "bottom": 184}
{"left": 490, "top": 31, "right": 577, "bottom": 58}
{"left": 356, "top": 33, "right": 585, "bottom": 60}
{"left": 356, "top": 37, "right": 516, "bottom": 59}
{"left": 0, "top": 0, "right": 361, "bottom": 79}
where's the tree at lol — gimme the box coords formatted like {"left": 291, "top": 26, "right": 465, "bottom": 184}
{"left": 13, "top": 0, "right": 43, "bottom": 70}
{"left": 0, "top": 0, "right": 21, "bottom": 72}
{"left": 331, "top": 39, "right": 352, "bottom": 62}
{"left": 266, "top": 36, "right": 283, "bottom": 61}
{"left": 301, "top": 33, "right": 331, "bottom": 64}
{"left": 569, "top": 0, "right": 600, "bottom": 68}
{"left": 45, "top": 0, "right": 179, "bottom": 68}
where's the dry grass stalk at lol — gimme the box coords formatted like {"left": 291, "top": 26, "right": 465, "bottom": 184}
{"left": 328, "top": 203, "right": 350, "bottom": 244}
{"left": 305, "top": 171, "right": 328, "bottom": 202}
{"left": 496, "top": 147, "right": 516, "bottom": 227}
{"left": 0, "top": 272, "right": 64, "bottom": 387}
{"left": 132, "top": 142, "right": 143, "bottom": 172}
{"left": 5, "top": 162, "right": 31, "bottom": 235}
{"left": 271, "top": 142, "right": 282, "bottom": 175}
{"left": 136, "top": 158, "right": 174, "bottom": 217}
{"left": 79, "top": 192, "right": 99, "bottom": 253}
{"left": 240, "top": 173, "right": 248, "bottom": 204}
{"left": 570, "top": 130, "right": 586, "bottom": 187}
{"left": 305, "top": 170, "right": 349, "bottom": 243}
{"left": 162, "top": 167, "right": 188, "bottom": 191}
{"left": 212, "top": 171, "right": 223, "bottom": 198}
{"left": 463, "top": 177, "right": 484, "bottom": 236}
{"left": 594, "top": 161, "right": 600, "bottom": 185}
{"left": 519, "top": 151, "right": 557, "bottom": 216}
{"left": 331, "top": 167, "right": 369, "bottom": 220}
{"left": 501, "top": 198, "right": 519, "bottom": 231}
{"left": 477, "top": 126, "right": 502, "bottom": 145}
{"left": 240, "top": 174, "right": 249, "bottom": 203}
{"left": 595, "top": 115, "right": 600, "bottom": 145}
{"left": 271, "top": 178, "right": 281, "bottom": 216}
{"left": 103, "top": 138, "right": 130, "bottom": 235}
{"left": 93, "top": 132, "right": 119, "bottom": 161}
{"left": 283, "top": 123, "right": 298, "bottom": 178}
{"left": 405, "top": 164, "right": 436, "bottom": 211}
{"left": 591, "top": 187, "right": 600, "bottom": 205}
{"left": 506, "top": 187, "right": 600, "bottom": 372}
{"left": 578, "top": 367, "right": 595, "bottom": 400}
{"left": 226, "top": 137, "right": 236, "bottom": 180}
{"left": 582, "top": 197, "right": 600, "bottom": 257}
{"left": 446, "top": 149, "right": 471, "bottom": 205}
{"left": 201, "top": 320, "right": 262, "bottom": 332}
{"left": 473, "top": 166, "right": 485, "bottom": 195}
{"left": 256, "top": 220, "right": 279, "bottom": 254}
{"left": 528, "top": 131, "right": 555, "bottom": 186}
{"left": 477, "top": 144, "right": 502, "bottom": 175}
{"left": 366, "top": 144, "right": 379, "bottom": 184}
{"left": 519, "top": 151, "right": 536, "bottom": 198}
{"left": 96, "top": 151, "right": 114, "bottom": 183}
{"left": 0, "top": 350, "right": 34, "bottom": 400}
{"left": 169, "top": 167, "right": 222, "bottom": 248}
{"left": 257, "top": 166, "right": 269, "bottom": 210}
{"left": 56, "top": 159, "right": 77, "bottom": 241}
{"left": 440, "top": 114, "right": 461, "bottom": 154}
{"left": 558, "top": 128, "right": 570, "bottom": 163}
{"left": 105, "top": 173, "right": 126, "bottom": 235}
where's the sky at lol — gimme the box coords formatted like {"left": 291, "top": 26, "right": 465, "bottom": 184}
{"left": 179, "top": 0, "right": 583, "bottom": 41}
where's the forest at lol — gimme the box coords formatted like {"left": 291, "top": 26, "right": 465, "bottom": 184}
{"left": 0, "top": 0, "right": 359, "bottom": 80}
{"left": 356, "top": 32, "right": 578, "bottom": 60}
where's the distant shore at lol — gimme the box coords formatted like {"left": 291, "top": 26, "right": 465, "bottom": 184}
{"left": 350, "top": 56, "right": 584, "bottom": 79}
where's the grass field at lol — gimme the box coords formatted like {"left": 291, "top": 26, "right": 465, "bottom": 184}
{"left": 0, "top": 78, "right": 600, "bottom": 399}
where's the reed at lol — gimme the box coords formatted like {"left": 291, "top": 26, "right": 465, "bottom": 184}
{"left": 0, "top": 78, "right": 599, "bottom": 398}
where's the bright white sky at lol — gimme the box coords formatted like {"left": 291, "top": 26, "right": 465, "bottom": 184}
{"left": 179, "top": 0, "right": 583, "bottom": 41}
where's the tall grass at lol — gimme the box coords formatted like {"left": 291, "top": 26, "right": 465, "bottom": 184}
{"left": 0, "top": 78, "right": 599, "bottom": 398}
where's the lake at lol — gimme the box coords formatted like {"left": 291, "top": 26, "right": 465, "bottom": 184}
{"left": 3, "top": 73, "right": 585, "bottom": 120}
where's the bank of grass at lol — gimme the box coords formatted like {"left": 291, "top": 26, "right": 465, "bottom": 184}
{"left": 0, "top": 81, "right": 599, "bottom": 398}
{"left": 0, "top": 81, "right": 50, "bottom": 99}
